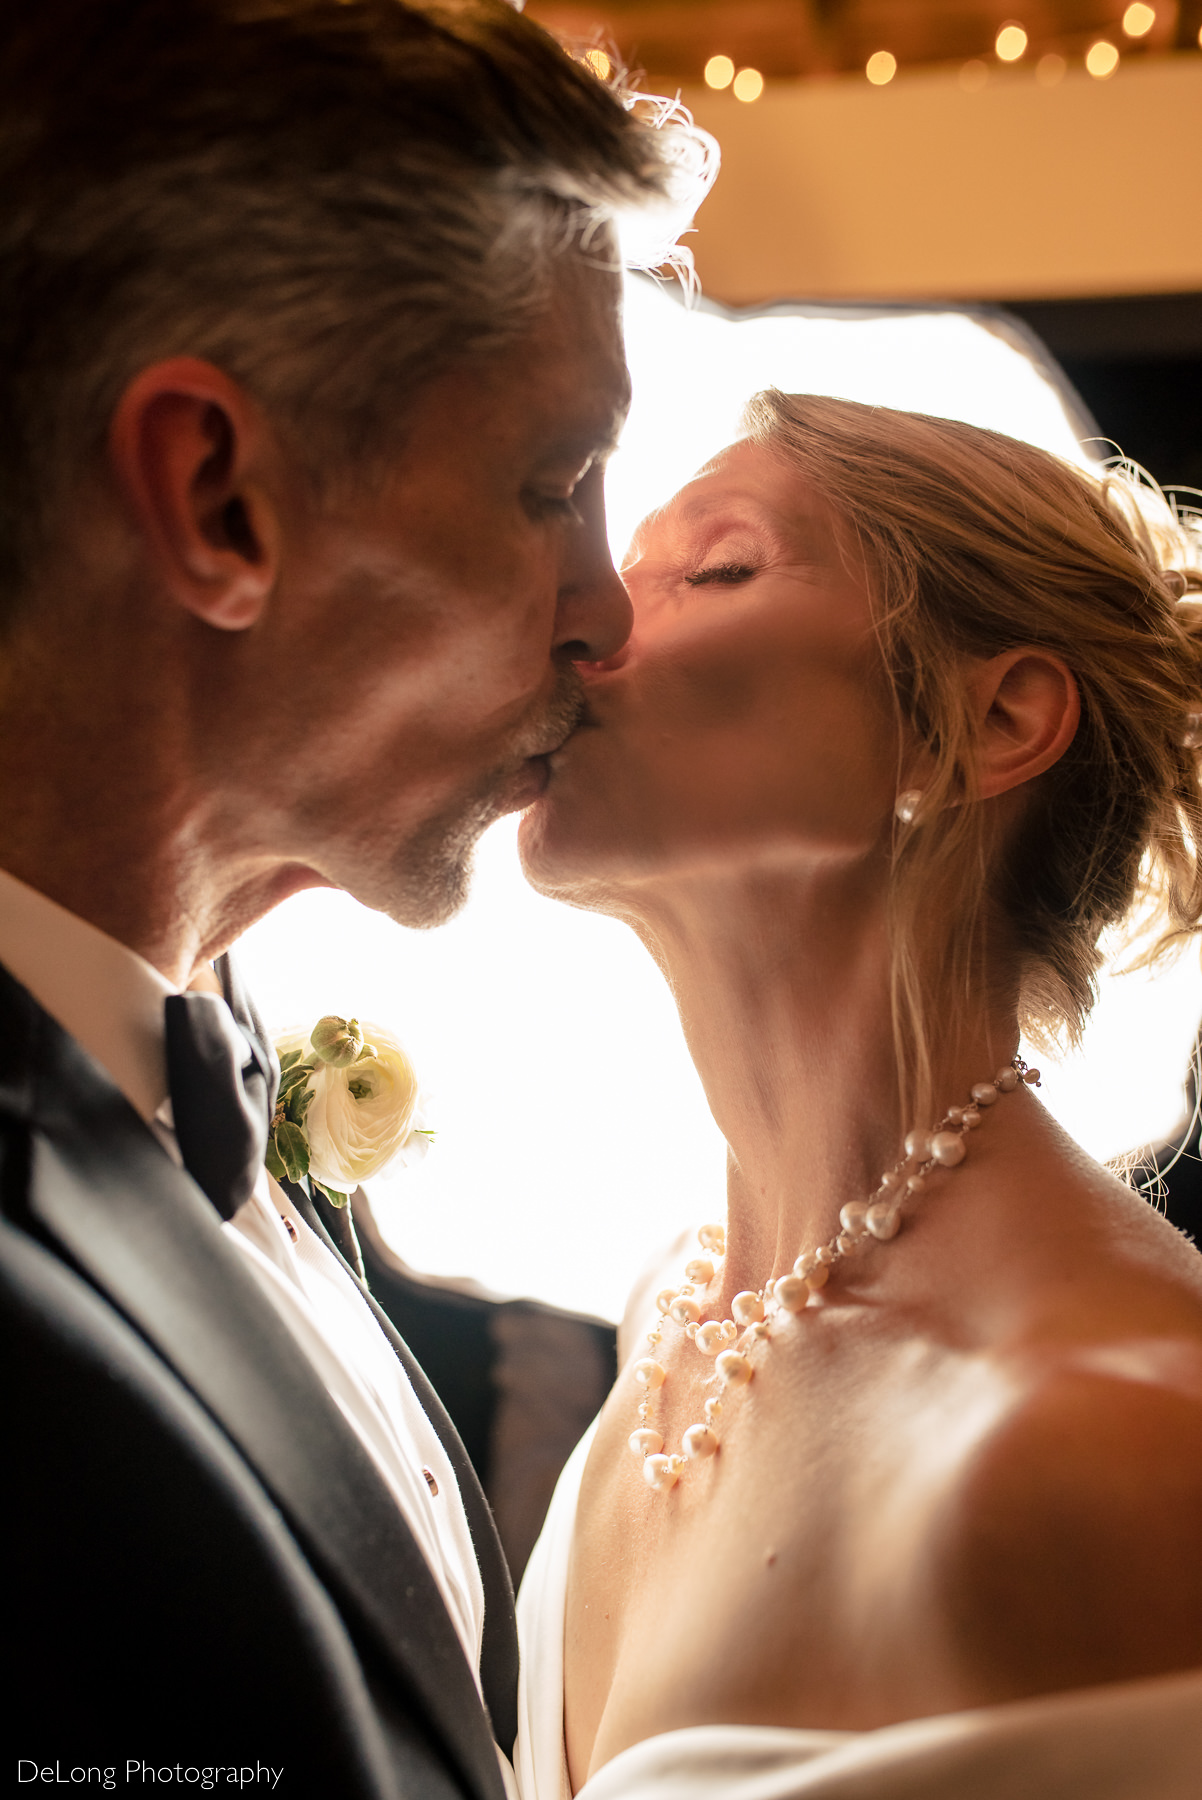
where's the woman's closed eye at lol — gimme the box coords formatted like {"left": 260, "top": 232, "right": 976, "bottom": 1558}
{"left": 684, "top": 562, "right": 758, "bottom": 587}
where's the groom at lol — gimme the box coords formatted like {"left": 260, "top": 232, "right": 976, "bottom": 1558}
{"left": 0, "top": 1, "right": 691, "bottom": 1791}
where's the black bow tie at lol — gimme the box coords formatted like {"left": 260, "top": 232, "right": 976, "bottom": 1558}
{"left": 164, "top": 953, "right": 280, "bottom": 1222}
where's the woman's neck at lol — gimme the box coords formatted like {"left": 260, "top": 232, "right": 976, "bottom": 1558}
{"left": 627, "top": 862, "right": 1017, "bottom": 1295}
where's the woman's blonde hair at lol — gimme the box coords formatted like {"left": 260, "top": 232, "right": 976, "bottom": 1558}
{"left": 743, "top": 390, "right": 1202, "bottom": 1124}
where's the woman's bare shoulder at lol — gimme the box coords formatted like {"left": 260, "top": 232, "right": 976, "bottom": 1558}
{"left": 934, "top": 1306, "right": 1202, "bottom": 1699}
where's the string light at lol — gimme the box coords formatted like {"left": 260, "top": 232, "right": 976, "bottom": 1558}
{"left": 582, "top": 48, "right": 611, "bottom": 80}
{"left": 1121, "top": 3, "right": 1156, "bottom": 36}
{"left": 703, "top": 54, "right": 734, "bottom": 91}
{"left": 1085, "top": 39, "right": 1120, "bottom": 78}
{"left": 995, "top": 22, "right": 1028, "bottom": 61}
{"left": 1035, "top": 52, "right": 1067, "bottom": 87}
{"left": 866, "top": 50, "right": 897, "bottom": 85}
{"left": 732, "top": 66, "right": 764, "bottom": 102}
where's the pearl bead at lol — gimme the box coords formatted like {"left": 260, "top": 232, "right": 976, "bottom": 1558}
{"left": 961, "top": 1108, "right": 981, "bottom": 1129}
{"left": 838, "top": 1200, "right": 870, "bottom": 1234}
{"left": 721, "top": 1320, "right": 739, "bottom": 1343}
{"left": 930, "top": 1130, "right": 967, "bottom": 1166}
{"left": 642, "top": 1453, "right": 678, "bottom": 1491}
{"left": 752, "top": 1320, "right": 771, "bottom": 1338}
{"left": 655, "top": 1288, "right": 675, "bottom": 1314}
{"left": 669, "top": 1295, "right": 701, "bottom": 1326}
{"left": 629, "top": 1428, "right": 663, "bottom": 1457}
{"left": 793, "top": 1250, "right": 818, "bottom": 1278}
{"left": 866, "top": 1202, "right": 901, "bottom": 1240}
{"left": 732, "top": 1290, "right": 764, "bottom": 1325}
{"left": 946, "top": 1105, "right": 965, "bottom": 1125}
{"left": 906, "top": 1172, "right": 928, "bottom": 1194}
{"left": 836, "top": 1232, "right": 862, "bottom": 1256}
{"left": 685, "top": 1257, "right": 715, "bottom": 1285}
{"left": 904, "top": 1129, "right": 930, "bottom": 1160}
{"left": 764, "top": 1278, "right": 776, "bottom": 1300}
{"left": 695, "top": 1321, "right": 726, "bottom": 1355}
{"left": 773, "top": 1274, "right": 809, "bottom": 1312}
{"left": 816, "top": 1246, "right": 835, "bottom": 1265}
{"left": 879, "top": 1170, "right": 905, "bottom": 1193}
{"left": 698, "top": 1224, "right": 726, "bottom": 1253}
{"left": 716, "top": 1349, "right": 753, "bottom": 1385}
{"left": 634, "top": 1358, "right": 665, "bottom": 1389}
{"left": 685, "top": 1322, "right": 698, "bottom": 1338}
{"left": 805, "top": 1262, "right": 830, "bottom": 1290}
{"left": 704, "top": 1397, "right": 723, "bottom": 1420}
{"left": 1023, "top": 1067, "right": 1040, "bottom": 1085}
{"left": 683, "top": 1423, "right": 718, "bottom": 1459}
{"left": 995, "top": 1068, "right": 1018, "bottom": 1092}
{"left": 970, "top": 1081, "right": 998, "bottom": 1107}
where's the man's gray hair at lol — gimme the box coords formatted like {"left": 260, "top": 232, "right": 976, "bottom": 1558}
{"left": 0, "top": 0, "right": 714, "bottom": 614}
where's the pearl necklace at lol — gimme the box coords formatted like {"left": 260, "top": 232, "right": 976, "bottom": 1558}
{"left": 630, "top": 1055, "right": 1041, "bottom": 1492}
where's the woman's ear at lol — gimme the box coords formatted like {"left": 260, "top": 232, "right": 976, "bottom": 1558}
{"left": 108, "top": 357, "right": 281, "bottom": 630}
{"left": 967, "top": 648, "right": 1080, "bottom": 801}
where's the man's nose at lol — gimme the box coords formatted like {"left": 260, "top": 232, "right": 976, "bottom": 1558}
{"left": 552, "top": 475, "right": 634, "bottom": 663}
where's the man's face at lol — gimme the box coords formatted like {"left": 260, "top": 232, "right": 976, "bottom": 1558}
{"left": 230, "top": 257, "right": 632, "bottom": 925}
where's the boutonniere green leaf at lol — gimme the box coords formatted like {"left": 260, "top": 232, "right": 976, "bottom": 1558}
{"left": 267, "top": 1015, "right": 432, "bottom": 1206}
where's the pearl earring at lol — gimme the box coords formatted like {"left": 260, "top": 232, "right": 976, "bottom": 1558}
{"left": 895, "top": 789, "right": 923, "bottom": 825}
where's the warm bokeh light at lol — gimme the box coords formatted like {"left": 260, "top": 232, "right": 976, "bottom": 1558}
{"left": 958, "top": 59, "right": 989, "bottom": 91}
{"left": 732, "top": 65, "right": 764, "bottom": 102}
{"left": 703, "top": 53, "right": 734, "bottom": 90}
{"left": 1035, "top": 51, "right": 1067, "bottom": 86}
{"left": 582, "top": 48, "right": 611, "bottom": 80}
{"left": 1121, "top": 2, "right": 1156, "bottom": 36}
{"left": 995, "top": 23, "right": 1028, "bottom": 61}
{"left": 866, "top": 50, "right": 897, "bottom": 85}
{"left": 1085, "top": 39, "right": 1120, "bottom": 78}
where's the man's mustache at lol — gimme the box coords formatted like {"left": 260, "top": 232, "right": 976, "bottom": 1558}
{"left": 523, "top": 667, "right": 586, "bottom": 759}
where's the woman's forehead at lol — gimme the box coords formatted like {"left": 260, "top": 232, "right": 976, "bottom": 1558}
{"left": 627, "top": 439, "right": 833, "bottom": 562}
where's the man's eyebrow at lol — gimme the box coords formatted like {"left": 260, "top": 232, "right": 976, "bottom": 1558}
{"left": 543, "top": 421, "right": 626, "bottom": 466}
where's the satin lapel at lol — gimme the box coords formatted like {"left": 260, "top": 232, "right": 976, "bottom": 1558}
{"left": 283, "top": 1181, "right": 519, "bottom": 1757}
{"left": 0, "top": 970, "right": 506, "bottom": 1800}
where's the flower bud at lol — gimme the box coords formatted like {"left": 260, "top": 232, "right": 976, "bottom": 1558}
{"left": 310, "top": 1015, "right": 365, "bottom": 1068}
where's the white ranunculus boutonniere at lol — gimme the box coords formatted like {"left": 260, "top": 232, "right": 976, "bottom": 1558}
{"left": 266, "top": 1015, "right": 434, "bottom": 1206}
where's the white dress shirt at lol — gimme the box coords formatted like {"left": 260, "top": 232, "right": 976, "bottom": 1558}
{"left": 0, "top": 866, "right": 517, "bottom": 1793}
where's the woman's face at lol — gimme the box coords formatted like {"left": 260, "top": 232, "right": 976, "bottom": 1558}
{"left": 519, "top": 439, "right": 900, "bottom": 893}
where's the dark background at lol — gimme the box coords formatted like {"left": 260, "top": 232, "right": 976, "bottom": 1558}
{"left": 1004, "top": 289, "right": 1202, "bottom": 492}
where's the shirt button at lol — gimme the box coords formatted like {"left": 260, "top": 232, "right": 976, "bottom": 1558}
{"left": 421, "top": 1466, "right": 439, "bottom": 1497}
{"left": 280, "top": 1216, "right": 298, "bottom": 1243}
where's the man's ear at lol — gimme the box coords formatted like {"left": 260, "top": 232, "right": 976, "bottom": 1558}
{"left": 967, "top": 649, "right": 1080, "bottom": 801}
{"left": 108, "top": 357, "right": 281, "bottom": 630}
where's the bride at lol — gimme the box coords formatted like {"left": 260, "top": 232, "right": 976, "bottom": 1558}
{"left": 513, "top": 393, "right": 1202, "bottom": 1798}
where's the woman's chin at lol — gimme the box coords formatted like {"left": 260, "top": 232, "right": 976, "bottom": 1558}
{"left": 517, "top": 796, "right": 628, "bottom": 901}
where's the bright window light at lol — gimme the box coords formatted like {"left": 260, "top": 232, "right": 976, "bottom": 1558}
{"left": 704, "top": 54, "right": 734, "bottom": 91}
{"left": 866, "top": 50, "right": 897, "bottom": 85}
{"left": 238, "top": 277, "right": 1201, "bottom": 1320}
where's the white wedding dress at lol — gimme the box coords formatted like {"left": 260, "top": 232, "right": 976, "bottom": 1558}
{"left": 515, "top": 1426, "right": 1202, "bottom": 1800}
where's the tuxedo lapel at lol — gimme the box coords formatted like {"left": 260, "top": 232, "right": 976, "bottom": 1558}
{"left": 0, "top": 967, "right": 507, "bottom": 1800}
{"left": 284, "top": 1180, "right": 519, "bottom": 1755}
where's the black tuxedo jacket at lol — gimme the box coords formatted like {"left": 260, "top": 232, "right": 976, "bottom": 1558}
{"left": 1, "top": 963, "right": 518, "bottom": 1796}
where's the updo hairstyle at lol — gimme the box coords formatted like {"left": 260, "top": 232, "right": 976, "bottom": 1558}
{"left": 743, "top": 390, "right": 1202, "bottom": 1121}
